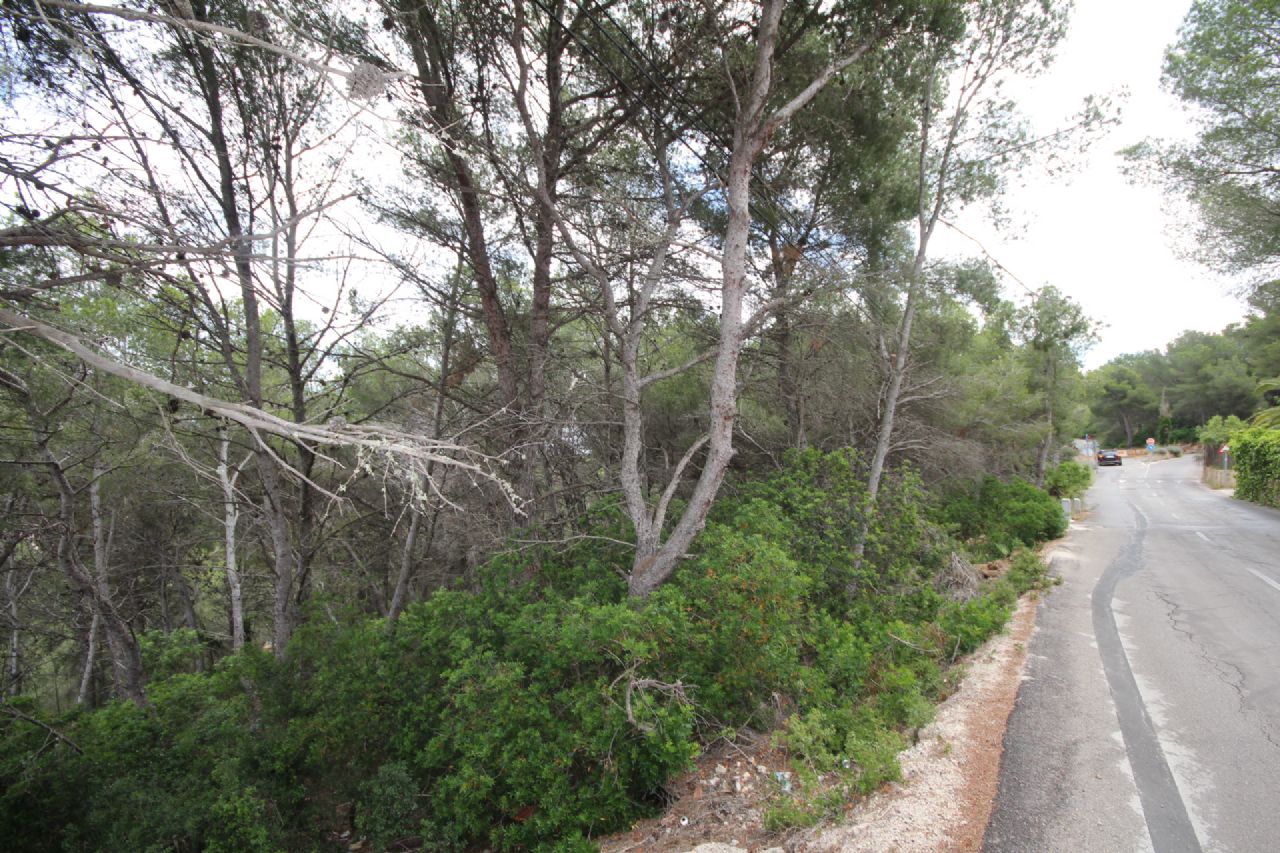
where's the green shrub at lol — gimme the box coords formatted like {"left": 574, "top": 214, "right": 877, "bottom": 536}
{"left": 871, "top": 664, "right": 934, "bottom": 730}
{"left": 940, "top": 476, "right": 1065, "bottom": 559}
{"left": 138, "top": 627, "right": 205, "bottom": 680}
{"left": 357, "top": 762, "right": 419, "bottom": 852}
{"left": 1231, "top": 427, "right": 1280, "bottom": 507}
{"left": 730, "top": 448, "right": 942, "bottom": 620}
{"left": 1005, "top": 549, "right": 1050, "bottom": 593}
{"left": 1198, "top": 414, "right": 1248, "bottom": 449}
{"left": 1045, "top": 460, "right": 1092, "bottom": 498}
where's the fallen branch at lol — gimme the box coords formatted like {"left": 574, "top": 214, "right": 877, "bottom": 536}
{"left": 0, "top": 308, "right": 522, "bottom": 512}
{"left": 609, "top": 668, "right": 691, "bottom": 734}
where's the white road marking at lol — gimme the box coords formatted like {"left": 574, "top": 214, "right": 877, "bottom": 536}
{"left": 1195, "top": 532, "right": 1210, "bottom": 543}
{"left": 1247, "top": 569, "right": 1280, "bottom": 594}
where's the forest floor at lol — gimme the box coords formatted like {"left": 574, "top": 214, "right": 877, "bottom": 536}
{"left": 597, "top": 570, "right": 1042, "bottom": 853}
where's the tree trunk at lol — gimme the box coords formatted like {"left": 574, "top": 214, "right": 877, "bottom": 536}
{"left": 1, "top": 501, "right": 21, "bottom": 697}
{"left": 217, "top": 424, "right": 246, "bottom": 651}
{"left": 866, "top": 282, "right": 920, "bottom": 507}
{"left": 181, "top": 10, "right": 298, "bottom": 658}
{"left": 773, "top": 290, "right": 807, "bottom": 450}
{"left": 88, "top": 463, "right": 146, "bottom": 704}
{"left": 400, "top": 0, "right": 519, "bottom": 412}
{"left": 35, "top": 445, "right": 146, "bottom": 701}
{"left": 626, "top": 2, "right": 786, "bottom": 597}
{"left": 76, "top": 610, "right": 100, "bottom": 707}
{"left": 259, "top": 457, "right": 297, "bottom": 655}
{"left": 386, "top": 510, "right": 422, "bottom": 627}
{"left": 1035, "top": 406, "right": 1055, "bottom": 487}
{"left": 623, "top": 0, "right": 878, "bottom": 595}
{"left": 4, "top": 569, "right": 20, "bottom": 698}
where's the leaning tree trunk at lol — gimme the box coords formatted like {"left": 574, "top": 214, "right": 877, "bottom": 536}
{"left": 76, "top": 610, "right": 100, "bottom": 707}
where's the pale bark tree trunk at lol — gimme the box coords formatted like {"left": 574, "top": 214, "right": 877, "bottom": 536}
{"left": 1035, "top": 426, "right": 1054, "bottom": 487}
{"left": 866, "top": 61, "right": 950, "bottom": 510}
{"left": 625, "top": 1, "right": 877, "bottom": 596}
{"left": 866, "top": 1, "right": 1082, "bottom": 512}
{"left": 1034, "top": 366, "right": 1058, "bottom": 486}
{"left": 217, "top": 424, "right": 246, "bottom": 652}
{"left": 76, "top": 610, "right": 100, "bottom": 707}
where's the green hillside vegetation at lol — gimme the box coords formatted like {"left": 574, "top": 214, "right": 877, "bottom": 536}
{"left": 0, "top": 0, "right": 1163, "bottom": 848}
{"left": 0, "top": 450, "right": 1057, "bottom": 852}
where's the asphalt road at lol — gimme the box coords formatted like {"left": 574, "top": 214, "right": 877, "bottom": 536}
{"left": 984, "top": 454, "right": 1280, "bottom": 853}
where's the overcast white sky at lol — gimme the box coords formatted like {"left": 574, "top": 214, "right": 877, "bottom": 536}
{"left": 935, "top": 0, "right": 1250, "bottom": 369}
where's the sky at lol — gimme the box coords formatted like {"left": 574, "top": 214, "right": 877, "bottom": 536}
{"left": 934, "top": 0, "right": 1251, "bottom": 369}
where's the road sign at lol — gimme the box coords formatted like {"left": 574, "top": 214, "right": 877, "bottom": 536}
{"left": 1146, "top": 437, "right": 1156, "bottom": 446}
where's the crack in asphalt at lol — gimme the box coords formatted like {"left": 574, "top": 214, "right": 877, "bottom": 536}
{"left": 1091, "top": 507, "right": 1204, "bottom": 853}
{"left": 1150, "top": 582, "right": 1280, "bottom": 754}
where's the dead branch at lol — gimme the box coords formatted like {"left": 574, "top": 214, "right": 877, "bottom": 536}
{"left": 0, "top": 308, "right": 521, "bottom": 510}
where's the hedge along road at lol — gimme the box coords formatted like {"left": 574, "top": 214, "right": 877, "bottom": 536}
{"left": 983, "top": 454, "right": 1280, "bottom": 853}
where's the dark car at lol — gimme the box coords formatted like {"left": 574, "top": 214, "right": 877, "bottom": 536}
{"left": 1096, "top": 449, "right": 1122, "bottom": 466}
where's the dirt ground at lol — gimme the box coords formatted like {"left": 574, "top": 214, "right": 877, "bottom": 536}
{"left": 597, "top": 588, "right": 1041, "bottom": 853}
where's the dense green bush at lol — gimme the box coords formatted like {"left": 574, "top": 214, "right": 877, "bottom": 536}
{"left": 0, "top": 450, "right": 1052, "bottom": 852}
{"left": 1231, "top": 427, "right": 1280, "bottom": 507}
{"left": 1198, "top": 414, "right": 1248, "bottom": 449}
{"left": 940, "top": 475, "right": 1067, "bottom": 560}
{"left": 1045, "top": 460, "right": 1092, "bottom": 498}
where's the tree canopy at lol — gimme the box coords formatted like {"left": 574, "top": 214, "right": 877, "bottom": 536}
{"left": 1130, "top": 0, "right": 1280, "bottom": 291}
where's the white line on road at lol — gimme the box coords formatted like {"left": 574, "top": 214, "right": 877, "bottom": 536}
{"left": 1247, "top": 569, "right": 1280, "bottom": 594}
{"left": 1196, "top": 531, "right": 1211, "bottom": 543}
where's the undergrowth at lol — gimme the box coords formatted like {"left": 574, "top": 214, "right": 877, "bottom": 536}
{"left": 0, "top": 450, "right": 1055, "bottom": 851}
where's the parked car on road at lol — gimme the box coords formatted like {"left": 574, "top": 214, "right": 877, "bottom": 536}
{"left": 1096, "top": 449, "right": 1122, "bottom": 466}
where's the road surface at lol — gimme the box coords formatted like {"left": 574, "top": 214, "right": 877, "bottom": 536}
{"left": 984, "top": 454, "right": 1280, "bottom": 853}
